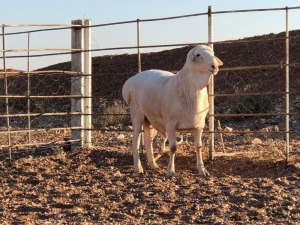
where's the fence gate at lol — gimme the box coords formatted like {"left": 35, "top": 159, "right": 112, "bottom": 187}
{"left": 0, "top": 20, "right": 92, "bottom": 160}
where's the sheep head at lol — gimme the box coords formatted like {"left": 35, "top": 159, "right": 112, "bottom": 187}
{"left": 187, "top": 45, "right": 223, "bottom": 75}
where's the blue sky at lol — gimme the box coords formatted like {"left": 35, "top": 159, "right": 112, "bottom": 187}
{"left": 1, "top": 0, "right": 300, "bottom": 70}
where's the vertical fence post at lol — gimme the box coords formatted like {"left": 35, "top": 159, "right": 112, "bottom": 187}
{"left": 208, "top": 6, "right": 214, "bottom": 160}
{"left": 137, "top": 19, "right": 142, "bottom": 73}
{"left": 285, "top": 7, "right": 290, "bottom": 161}
{"left": 83, "top": 19, "right": 92, "bottom": 148}
{"left": 71, "top": 20, "right": 84, "bottom": 149}
{"left": 1, "top": 26, "right": 11, "bottom": 154}
{"left": 27, "top": 32, "right": 31, "bottom": 144}
{"left": 136, "top": 19, "right": 144, "bottom": 151}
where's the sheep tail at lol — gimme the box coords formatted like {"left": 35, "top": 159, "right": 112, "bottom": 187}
{"left": 122, "top": 89, "right": 131, "bottom": 106}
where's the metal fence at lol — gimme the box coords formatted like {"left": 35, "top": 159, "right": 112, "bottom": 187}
{"left": 0, "top": 22, "right": 92, "bottom": 159}
{"left": 1, "top": 6, "right": 300, "bottom": 162}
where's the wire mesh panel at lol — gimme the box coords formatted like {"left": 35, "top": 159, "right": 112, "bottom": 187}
{"left": 0, "top": 72, "right": 78, "bottom": 150}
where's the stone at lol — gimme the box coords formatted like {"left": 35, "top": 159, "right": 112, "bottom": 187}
{"left": 259, "top": 127, "right": 270, "bottom": 132}
{"left": 224, "top": 127, "right": 233, "bottom": 132}
{"left": 252, "top": 138, "right": 263, "bottom": 145}
{"left": 117, "top": 134, "right": 125, "bottom": 141}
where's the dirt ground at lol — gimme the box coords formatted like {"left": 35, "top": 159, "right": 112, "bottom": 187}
{"left": 1, "top": 131, "right": 300, "bottom": 225}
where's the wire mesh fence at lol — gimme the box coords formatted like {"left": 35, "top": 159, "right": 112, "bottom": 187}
{"left": 0, "top": 71, "right": 81, "bottom": 149}
{"left": 0, "top": 6, "right": 299, "bottom": 162}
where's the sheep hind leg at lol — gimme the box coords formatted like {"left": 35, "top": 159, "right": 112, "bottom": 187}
{"left": 194, "top": 128, "right": 210, "bottom": 177}
{"left": 143, "top": 122, "right": 159, "bottom": 170}
{"left": 131, "top": 111, "right": 144, "bottom": 175}
{"left": 166, "top": 126, "right": 177, "bottom": 177}
{"left": 160, "top": 135, "right": 168, "bottom": 153}
{"left": 154, "top": 135, "right": 169, "bottom": 161}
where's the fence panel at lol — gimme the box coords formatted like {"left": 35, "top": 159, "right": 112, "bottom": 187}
{"left": 89, "top": 6, "right": 300, "bottom": 162}
{"left": 0, "top": 7, "right": 299, "bottom": 163}
{"left": 0, "top": 21, "right": 91, "bottom": 161}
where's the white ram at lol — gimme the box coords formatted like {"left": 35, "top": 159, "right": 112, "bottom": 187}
{"left": 122, "top": 45, "right": 223, "bottom": 177}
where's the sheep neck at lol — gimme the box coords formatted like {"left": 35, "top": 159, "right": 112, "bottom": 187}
{"left": 176, "top": 64, "right": 211, "bottom": 116}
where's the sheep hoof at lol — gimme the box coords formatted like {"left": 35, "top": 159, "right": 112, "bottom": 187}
{"left": 134, "top": 166, "right": 144, "bottom": 175}
{"left": 134, "top": 171, "right": 144, "bottom": 176}
{"left": 147, "top": 162, "right": 159, "bottom": 169}
{"left": 166, "top": 171, "right": 176, "bottom": 178}
{"left": 199, "top": 167, "right": 210, "bottom": 177}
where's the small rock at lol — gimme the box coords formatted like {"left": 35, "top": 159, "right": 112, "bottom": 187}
{"left": 252, "top": 138, "right": 262, "bottom": 145}
{"left": 139, "top": 209, "right": 144, "bottom": 216}
{"left": 114, "top": 170, "right": 122, "bottom": 177}
{"left": 260, "top": 125, "right": 280, "bottom": 132}
{"left": 117, "top": 134, "right": 125, "bottom": 141}
{"left": 224, "top": 127, "right": 233, "bottom": 132}
{"left": 259, "top": 127, "right": 270, "bottom": 132}
{"left": 259, "top": 126, "right": 272, "bottom": 132}
{"left": 127, "top": 125, "right": 133, "bottom": 130}
{"left": 294, "top": 163, "right": 300, "bottom": 169}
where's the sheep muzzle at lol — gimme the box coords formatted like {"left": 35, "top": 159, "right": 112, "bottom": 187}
{"left": 212, "top": 56, "right": 223, "bottom": 75}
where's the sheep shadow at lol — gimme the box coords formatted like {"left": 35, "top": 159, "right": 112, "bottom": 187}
{"left": 88, "top": 148, "right": 135, "bottom": 170}
{"left": 88, "top": 147, "right": 299, "bottom": 179}
{"left": 174, "top": 153, "right": 299, "bottom": 179}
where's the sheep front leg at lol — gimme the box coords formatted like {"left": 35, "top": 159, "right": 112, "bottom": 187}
{"left": 166, "top": 126, "right": 177, "bottom": 177}
{"left": 194, "top": 128, "right": 210, "bottom": 177}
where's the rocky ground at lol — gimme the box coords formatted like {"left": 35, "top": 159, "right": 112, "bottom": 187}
{"left": 0, "top": 130, "right": 300, "bottom": 224}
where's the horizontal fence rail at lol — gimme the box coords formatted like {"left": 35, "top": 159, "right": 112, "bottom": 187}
{"left": 2, "top": 35, "right": 300, "bottom": 59}
{"left": 1, "top": 6, "right": 299, "bottom": 35}
{"left": 0, "top": 6, "right": 299, "bottom": 163}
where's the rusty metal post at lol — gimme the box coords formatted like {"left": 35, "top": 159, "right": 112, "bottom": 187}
{"left": 285, "top": 7, "right": 290, "bottom": 161}
{"left": 1, "top": 26, "right": 11, "bottom": 149}
{"left": 208, "top": 6, "right": 214, "bottom": 160}
{"left": 136, "top": 19, "right": 144, "bottom": 152}
{"left": 27, "top": 32, "right": 31, "bottom": 144}
{"left": 137, "top": 19, "right": 141, "bottom": 73}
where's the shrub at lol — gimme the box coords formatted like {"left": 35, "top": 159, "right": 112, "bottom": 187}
{"left": 95, "top": 98, "right": 130, "bottom": 128}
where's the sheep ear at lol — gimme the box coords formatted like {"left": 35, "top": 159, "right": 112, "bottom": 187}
{"left": 215, "top": 56, "right": 223, "bottom": 66}
{"left": 188, "top": 52, "right": 195, "bottom": 62}
{"left": 188, "top": 48, "right": 196, "bottom": 62}
{"left": 191, "top": 55, "right": 195, "bottom": 62}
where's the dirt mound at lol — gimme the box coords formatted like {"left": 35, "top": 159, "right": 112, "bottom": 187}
{"left": 40, "top": 30, "right": 300, "bottom": 100}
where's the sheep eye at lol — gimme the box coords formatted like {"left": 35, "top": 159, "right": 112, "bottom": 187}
{"left": 196, "top": 54, "right": 201, "bottom": 57}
